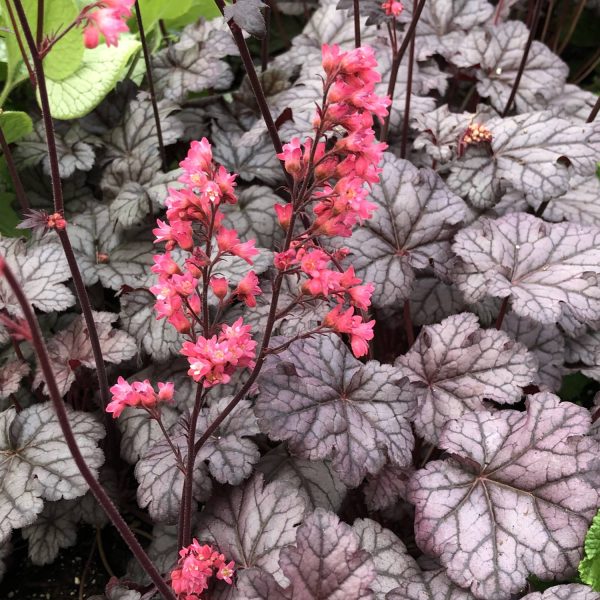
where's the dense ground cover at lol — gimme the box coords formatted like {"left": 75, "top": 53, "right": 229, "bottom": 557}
{"left": 0, "top": 0, "right": 600, "bottom": 598}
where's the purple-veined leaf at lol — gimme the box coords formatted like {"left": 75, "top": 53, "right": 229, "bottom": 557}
{"left": 117, "top": 403, "right": 180, "bottom": 464}
{"left": 410, "top": 276, "right": 468, "bottom": 326}
{"left": 0, "top": 360, "right": 30, "bottom": 400}
{"left": 501, "top": 312, "right": 565, "bottom": 391}
{"left": 521, "top": 585, "right": 600, "bottom": 600}
{"left": 0, "top": 236, "right": 75, "bottom": 316}
{"left": 196, "top": 397, "right": 261, "bottom": 485}
{"left": 363, "top": 464, "right": 412, "bottom": 512}
{"left": 255, "top": 334, "right": 415, "bottom": 487}
{"left": 224, "top": 0, "right": 267, "bottom": 37}
{"left": 412, "top": 105, "right": 474, "bottom": 163}
{"left": 387, "top": 568, "right": 479, "bottom": 600}
{"left": 68, "top": 202, "right": 155, "bottom": 289}
{"left": 406, "top": 0, "right": 495, "bottom": 61}
{"left": 409, "top": 393, "right": 600, "bottom": 599}
{"left": 119, "top": 289, "right": 181, "bottom": 362}
{"left": 452, "top": 21, "right": 568, "bottom": 113}
{"left": 196, "top": 473, "right": 305, "bottom": 583}
{"left": 545, "top": 84, "right": 600, "bottom": 123}
{"left": 565, "top": 328, "right": 600, "bottom": 383}
{"left": 238, "top": 508, "right": 376, "bottom": 599}
{"left": 448, "top": 111, "right": 600, "bottom": 208}
{"left": 0, "top": 403, "right": 104, "bottom": 545}
{"left": 14, "top": 121, "right": 98, "bottom": 178}
{"left": 21, "top": 499, "right": 79, "bottom": 565}
{"left": 210, "top": 112, "right": 283, "bottom": 186}
{"left": 153, "top": 20, "right": 238, "bottom": 103}
{"left": 221, "top": 185, "right": 283, "bottom": 249}
{"left": 257, "top": 445, "right": 347, "bottom": 512}
{"left": 33, "top": 312, "right": 137, "bottom": 397}
{"left": 530, "top": 175, "right": 600, "bottom": 227}
{"left": 452, "top": 213, "right": 600, "bottom": 324}
{"left": 338, "top": 152, "right": 468, "bottom": 309}
{"left": 353, "top": 518, "right": 419, "bottom": 598}
{"left": 135, "top": 424, "right": 211, "bottom": 523}
{"left": 396, "top": 312, "right": 536, "bottom": 444}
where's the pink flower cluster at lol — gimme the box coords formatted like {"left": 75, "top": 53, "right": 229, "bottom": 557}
{"left": 382, "top": 0, "right": 404, "bottom": 16}
{"left": 181, "top": 318, "right": 257, "bottom": 388}
{"left": 274, "top": 44, "right": 389, "bottom": 356}
{"left": 171, "top": 540, "right": 234, "bottom": 599}
{"left": 151, "top": 138, "right": 259, "bottom": 387}
{"left": 106, "top": 377, "right": 174, "bottom": 418}
{"left": 80, "top": 0, "right": 134, "bottom": 49}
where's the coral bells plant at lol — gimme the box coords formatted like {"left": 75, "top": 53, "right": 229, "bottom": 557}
{"left": 1, "top": 0, "right": 600, "bottom": 599}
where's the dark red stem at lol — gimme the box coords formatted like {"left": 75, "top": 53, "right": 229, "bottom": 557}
{"left": 353, "top": 0, "right": 361, "bottom": 48}
{"left": 0, "top": 261, "right": 176, "bottom": 600}
{"left": 11, "top": 0, "right": 114, "bottom": 439}
{"left": 0, "top": 125, "right": 29, "bottom": 211}
{"left": 399, "top": 0, "right": 417, "bottom": 158}
{"left": 587, "top": 95, "right": 600, "bottom": 123}
{"left": 495, "top": 297, "right": 510, "bottom": 330}
{"left": 134, "top": 0, "right": 167, "bottom": 171}
{"left": 380, "top": 0, "right": 427, "bottom": 142}
{"left": 502, "top": 0, "right": 543, "bottom": 116}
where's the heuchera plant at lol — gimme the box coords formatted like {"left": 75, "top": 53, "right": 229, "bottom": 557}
{"left": 0, "top": 0, "right": 600, "bottom": 598}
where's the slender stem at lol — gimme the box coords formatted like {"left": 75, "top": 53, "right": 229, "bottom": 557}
{"left": 214, "top": 0, "right": 292, "bottom": 188}
{"left": 159, "top": 19, "right": 170, "bottom": 45}
{"left": 179, "top": 386, "right": 205, "bottom": 548}
{"left": 550, "top": 0, "right": 570, "bottom": 52}
{"left": 36, "top": 0, "right": 44, "bottom": 49}
{"left": 403, "top": 299, "right": 414, "bottom": 347}
{"left": 399, "top": 0, "right": 417, "bottom": 158}
{"left": 501, "top": 0, "right": 542, "bottom": 117}
{"left": 56, "top": 228, "right": 115, "bottom": 444}
{"left": 261, "top": 0, "right": 271, "bottom": 71}
{"left": 572, "top": 47, "right": 600, "bottom": 85}
{"left": 540, "top": 0, "right": 556, "bottom": 43}
{"left": 587, "top": 95, "right": 600, "bottom": 123}
{"left": 78, "top": 536, "right": 96, "bottom": 600}
{"left": 495, "top": 297, "right": 510, "bottom": 330}
{"left": 0, "top": 261, "right": 176, "bottom": 600}
{"left": 5, "top": 0, "right": 36, "bottom": 86}
{"left": 135, "top": 1, "right": 167, "bottom": 171}
{"left": 12, "top": 0, "right": 62, "bottom": 211}
{"left": 353, "top": 0, "right": 361, "bottom": 48}
{"left": 493, "top": 0, "right": 505, "bottom": 25}
{"left": 534, "top": 198, "right": 551, "bottom": 217}
{"left": 557, "top": 0, "right": 586, "bottom": 55}
{"left": 0, "top": 124, "right": 29, "bottom": 211}
{"left": 96, "top": 528, "right": 115, "bottom": 579}
{"left": 12, "top": 0, "right": 115, "bottom": 442}
{"left": 380, "top": 0, "right": 427, "bottom": 142}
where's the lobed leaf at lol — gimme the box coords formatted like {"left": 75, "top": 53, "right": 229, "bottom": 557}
{"left": 453, "top": 213, "right": 600, "bottom": 324}
{"left": 397, "top": 312, "right": 536, "bottom": 444}
{"left": 410, "top": 393, "right": 600, "bottom": 599}
{"left": 256, "top": 334, "right": 415, "bottom": 487}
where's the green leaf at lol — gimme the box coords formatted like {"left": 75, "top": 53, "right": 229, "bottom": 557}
{"left": 163, "top": 0, "right": 220, "bottom": 27}
{"left": 0, "top": 0, "right": 83, "bottom": 84}
{"left": 0, "top": 110, "right": 33, "bottom": 143}
{"left": 579, "top": 508, "right": 600, "bottom": 591}
{"left": 136, "top": 0, "right": 193, "bottom": 28}
{"left": 0, "top": 192, "right": 21, "bottom": 237}
{"left": 42, "top": 38, "right": 141, "bottom": 119}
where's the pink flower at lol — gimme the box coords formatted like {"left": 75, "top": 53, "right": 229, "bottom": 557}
{"left": 382, "top": 0, "right": 403, "bottom": 16}
{"left": 152, "top": 252, "right": 181, "bottom": 278}
{"left": 180, "top": 138, "right": 213, "bottom": 187}
{"left": 348, "top": 282, "right": 375, "bottom": 309}
{"left": 106, "top": 377, "right": 174, "bottom": 418}
{"left": 216, "top": 228, "right": 258, "bottom": 264}
{"left": 170, "top": 541, "right": 234, "bottom": 599}
{"left": 82, "top": 3, "right": 133, "bottom": 49}
{"left": 274, "top": 203, "right": 293, "bottom": 230}
{"left": 277, "top": 138, "right": 304, "bottom": 178}
{"left": 180, "top": 318, "right": 256, "bottom": 387}
{"left": 210, "top": 276, "right": 229, "bottom": 300}
{"left": 323, "top": 305, "right": 375, "bottom": 357}
{"left": 153, "top": 219, "right": 194, "bottom": 251}
{"left": 234, "top": 271, "right": 262, "bottom": 307}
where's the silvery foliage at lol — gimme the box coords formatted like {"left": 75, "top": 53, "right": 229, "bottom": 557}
{"left": 2, "top": 0, "right": 600, "bottom": 597}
